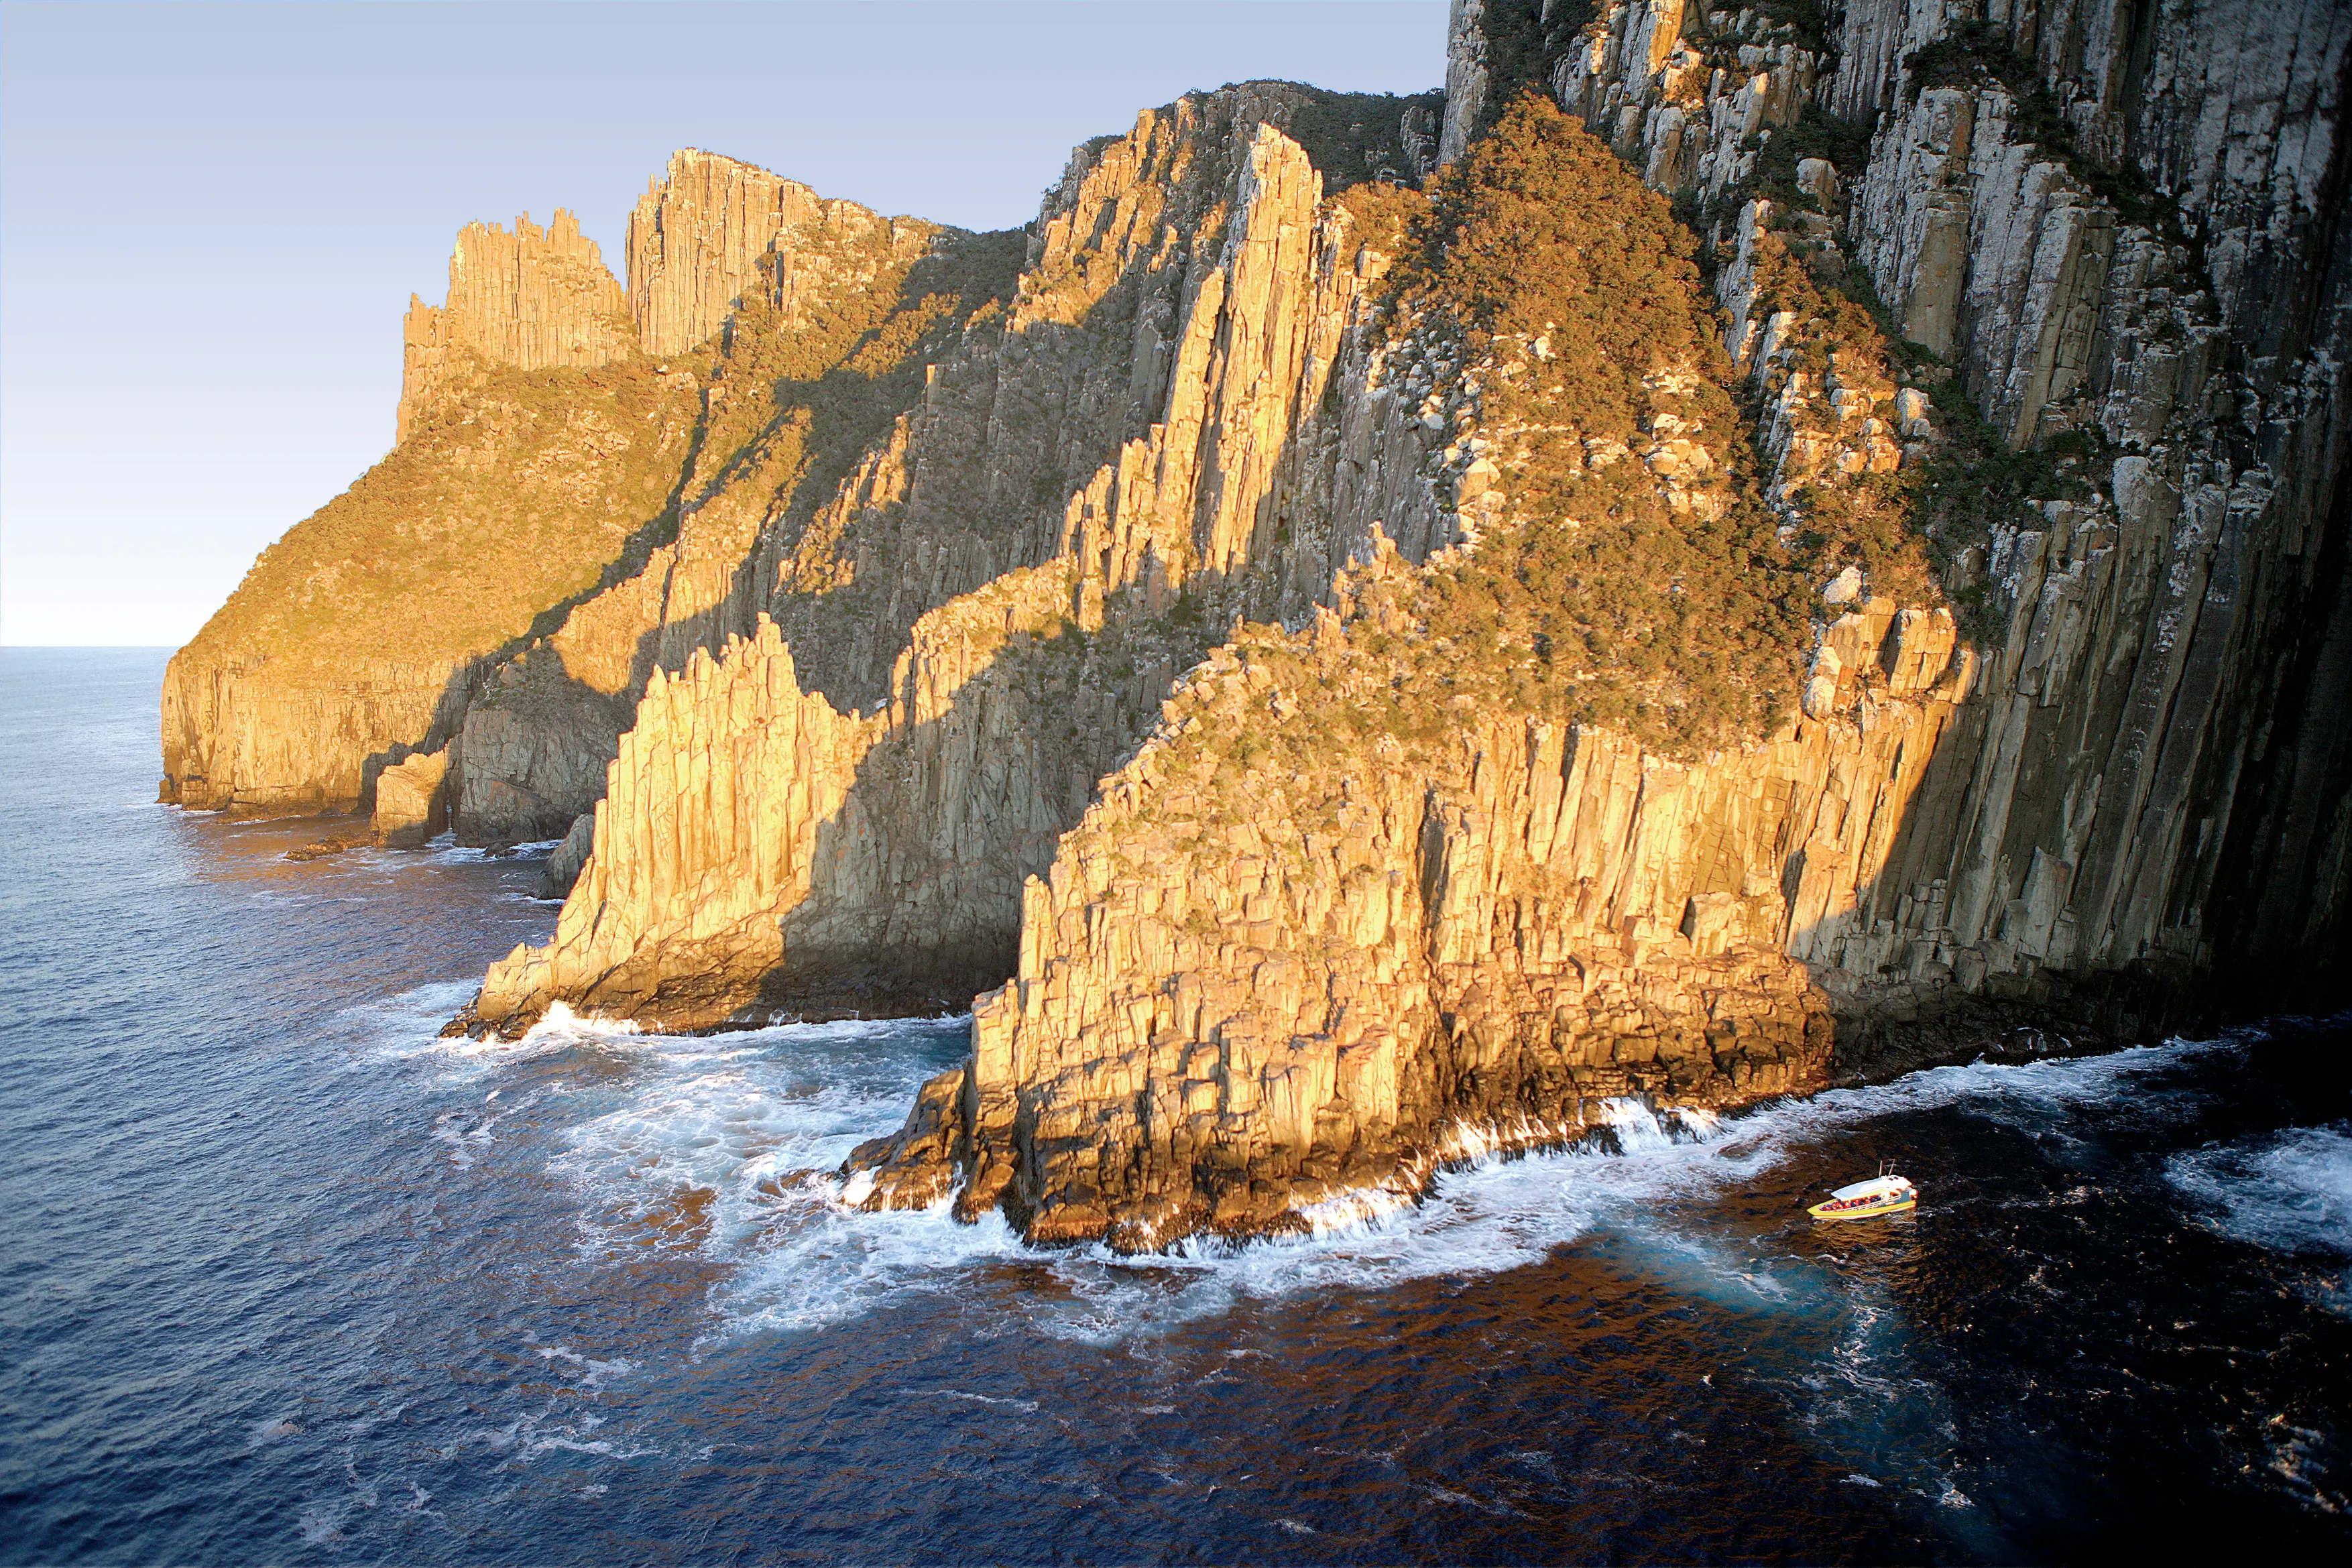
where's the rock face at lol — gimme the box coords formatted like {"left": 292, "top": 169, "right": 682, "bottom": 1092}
{"left": 449, "top": 649, "right": 635, "bottom": 845}
{"left": 371, "top": 745, "right": 451, "bottom": 847}
{"left": 396, "top": 211, "right": 635, "bottom": 442}
{"left": 536, "top": 810, "right": 597, "bottom": 900}
{"left": 161, "top": 654, "right": 468, "bottom": 818}
{"left": 841, "top": 0, "right": 2350, "bottom": 1244}
{"left": 466, "top": 86, "right": 1460, "bottom": 1033}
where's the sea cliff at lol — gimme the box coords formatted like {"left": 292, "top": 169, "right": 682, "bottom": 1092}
{"left": 848, "top": 0, "right": 2352, "bottom": 1242}
{"left": 168, "top": 2, "right": 2348, "bottom": 1248}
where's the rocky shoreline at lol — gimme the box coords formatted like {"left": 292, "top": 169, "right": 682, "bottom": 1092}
{"left": 168, "top": 3, "right": 2348, "bottom": 1255}
{"left": 823, "top": 986, "right": 2167, "bottom": 1252}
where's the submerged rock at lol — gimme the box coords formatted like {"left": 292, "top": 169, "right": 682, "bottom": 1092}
{"left": 284, "top": 833, "right": 371, "bottom": 863}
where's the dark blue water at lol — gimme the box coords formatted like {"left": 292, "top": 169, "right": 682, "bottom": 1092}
{"left": 3, "top": 648, "right": 2349, "bottom": 1564}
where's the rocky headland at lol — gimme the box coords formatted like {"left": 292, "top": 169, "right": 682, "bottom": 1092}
{"left": 170, "top": 1, "right": 2347, "bottom": 1249}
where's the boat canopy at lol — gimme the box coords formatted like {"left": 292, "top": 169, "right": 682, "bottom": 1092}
{"left": 1828, "top": 1175, "right": 1913, "bottom": 1201}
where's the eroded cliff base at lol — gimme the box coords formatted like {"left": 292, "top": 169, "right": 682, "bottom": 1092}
{"left": 835, "top": 922, "right": 1838, "bottom": 1250}
{"left": 837, "top": 958, "right": 2272, "bottom": 1252}
{"left": 440, "top": 957, "right": 991, "bottom": 1042}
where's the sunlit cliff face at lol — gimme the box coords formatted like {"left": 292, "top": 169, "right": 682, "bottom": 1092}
{"left": 160, "top": 3, "right": 2352, "bottom": 1252}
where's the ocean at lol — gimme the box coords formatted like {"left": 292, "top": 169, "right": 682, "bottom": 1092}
{"left": 3, "top": 648, "right": 2347, "bottom": 1563}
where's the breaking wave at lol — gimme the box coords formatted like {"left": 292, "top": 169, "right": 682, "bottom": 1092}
{"left": 1067, "top": 1038, "right": 2236, "bottom": 1292}
{"left": 373, "top": 992, "right": 2245, "bottom": 1347}
{"left": 2168, "top": 1121, "right": 2352, "bottom": 1307}
{"left": 764, "top": 1034, "right": 2217, "bottom": 1341}
{"left": 420, "top": 833, "right": 563, "bottom": 865}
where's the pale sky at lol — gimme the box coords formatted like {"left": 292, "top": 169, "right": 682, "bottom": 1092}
{"left": 0, "top": 0, "right": 1444, "bottom": 646}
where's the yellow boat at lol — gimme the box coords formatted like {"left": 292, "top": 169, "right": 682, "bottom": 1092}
{"left": 1808, "top": 1166, "right": 1918, "bottom": 1221}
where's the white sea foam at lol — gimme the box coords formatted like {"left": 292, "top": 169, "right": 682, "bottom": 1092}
{"left": 710, "top": 1196, "right": 1034, "bottom": 1341}
{"left": 994, "top": 1042, "right": 2242, "bottom": 1341}
{"left": 381, "top": 1000, "right": 664, "bottom": 1084}
{"left": 531, "top": 1343, "right": 638, "bottom": 1389}
{"left": 384, "top": 983, "right": 2239, "bottom": 1347}
{"left": 430, "top": 1111, "right": 485, "bottom": 1169}
{"left": 335, "top": 980, "right": 489, "bottom": 1065}
{"left": 246, "top": 1416, "right": 302, "bottom": 1448}
{"left": 939, "top": 1390, "right": 1041, "bottom": 1412}
{"left": 978, "top": 1100, "right": 1765, "bottom": 1343}
{"left": 469, "top": 1406, "right": 664, "bottom": 1465}
{"left": 422, "top": 837, "right": 562, "bottom": 865}
{"left": 1595, "top": 1094, "right": 1680, "bottom": 1153}
{"left": 2168, "top": 1121, "right": 2352, "bottom": 1305}
{"left": 295, "top": 1502, "right": 347, "bottom": 1545}
{"left": 419, "top": 1010, "right": 998, "bottom": 1339}
{"left": 548, "top": 1021, "right": 958, "bottom": 1252}
{"left": 784, "top": 1039, "right": 2219, "bottom": 1341}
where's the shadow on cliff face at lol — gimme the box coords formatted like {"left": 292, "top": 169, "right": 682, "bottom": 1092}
{"left": 2202, "top": 464, "right": 2352, "bottom": 1002}
{"left": 341, "top": 497, "right": 683, "bottom": 832}
{"left": 1782, "top": 428, "right": 2352, "bottom": 1073}
{"left": 1710, "top": 74, "right": 2352, "bottom": 1054}
{"left": 637, "top": 227, "right": 1033, "bottom": 706}
{"left": 558, "top": 580, "right": 1228, "bottom": 1032}
{"left": 2162, "top": 87, "right": 2352, "bottom": 1010}
{"left": 765, "top": 589, "right": 1230, "bottom": 1020}
{"left": 435, "top": 227, "right": 1030, "bottom": 848}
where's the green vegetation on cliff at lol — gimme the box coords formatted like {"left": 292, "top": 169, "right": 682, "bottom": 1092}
{"left": 1718, "top": 147, "right": 2107, "bottom": 640}
{"left": 1270, "top": 86, "right": 1448, "bottom": 190}
{"left": 1363, "top": 97, "right": 1812, "bottom": 756}
{"left": 186, "top": 355, "right": 699, "bottom": 680}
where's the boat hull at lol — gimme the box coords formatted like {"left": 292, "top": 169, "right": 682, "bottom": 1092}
{"left": 1807, "top": 1195, "right": 1917, "bottom": 1221}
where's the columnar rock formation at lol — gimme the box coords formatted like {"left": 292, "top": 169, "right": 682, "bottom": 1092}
{"left": 465, "top": 87, "right": 1460, "bottom": 1032}
{"left": 396, "top": 211, "right": 636, "bottom": 441}
{"left": 628, "top": 149, "right": 874, "bottom": 358}
{"left": 477, "top": 618, "right": 880, "bottom": 1024}
{"left": 1422, "top": 0, "right": 2352, "bottom": 1003}
{"left": 169, "top": 4, "right": 2347, "bottom": 1250}
{"left": 851, "top": 595, "right": 1966, "bottom": 1241}
{"left": 845, "top": 0, "right": 2351, "bottom": 1242}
